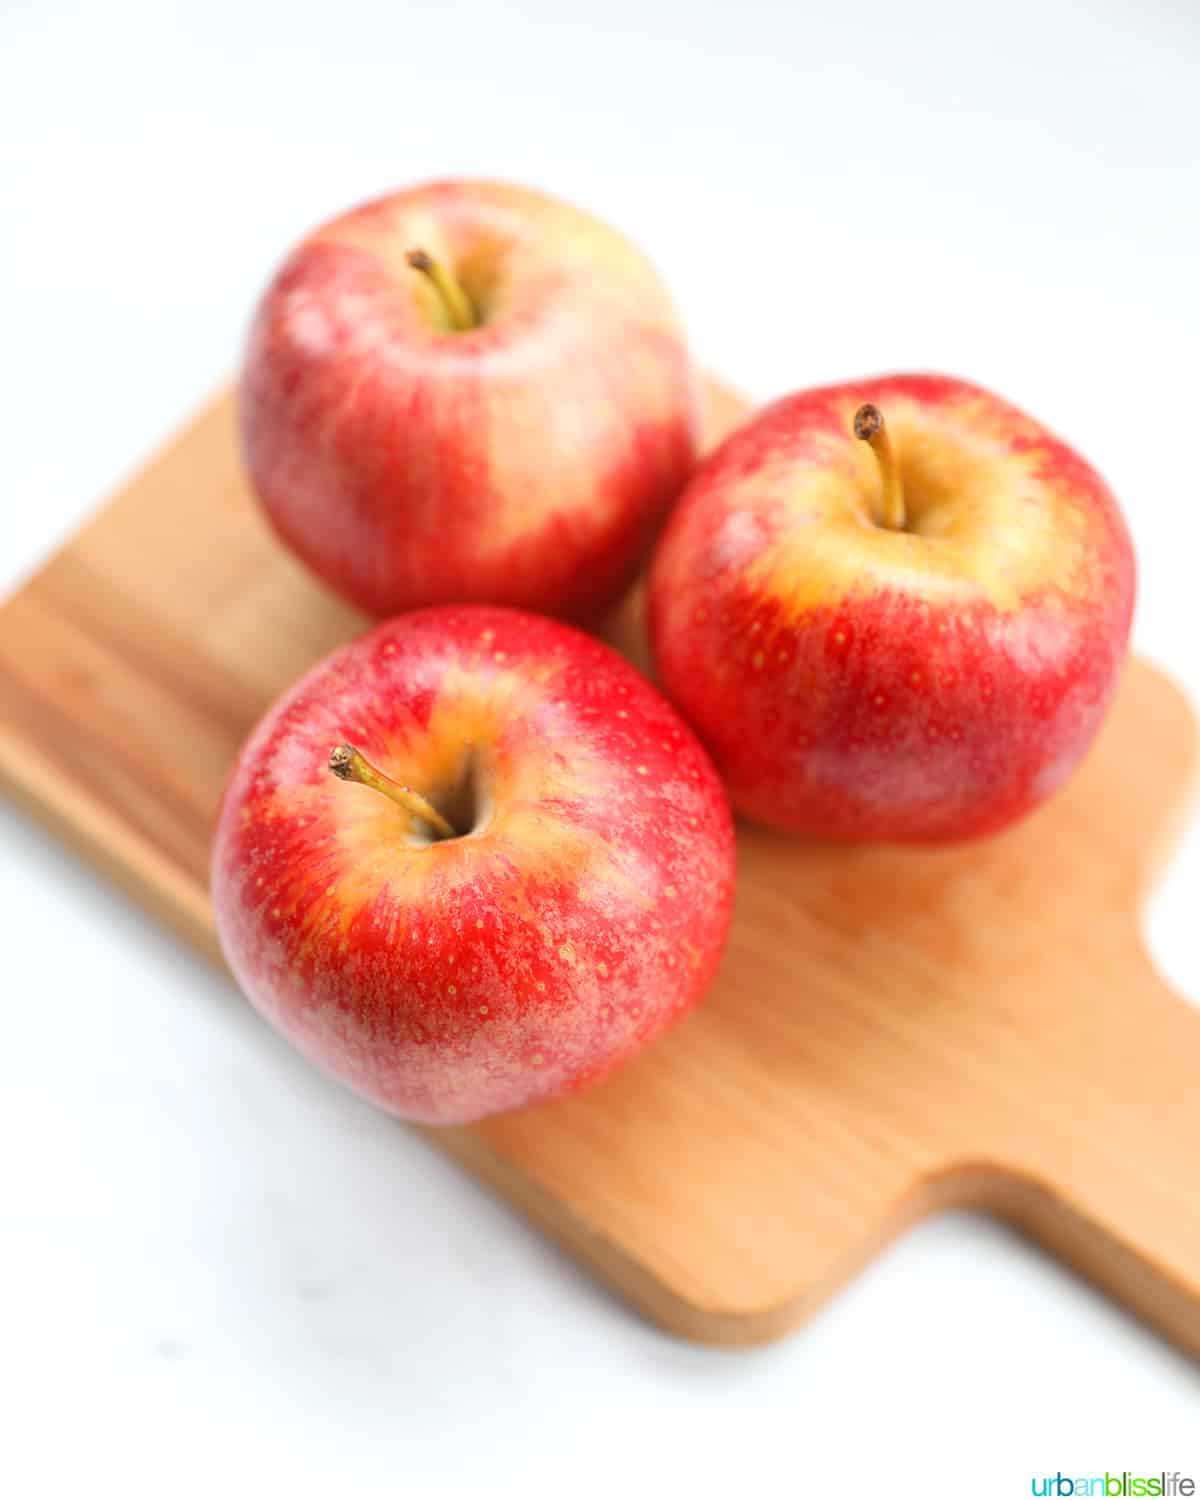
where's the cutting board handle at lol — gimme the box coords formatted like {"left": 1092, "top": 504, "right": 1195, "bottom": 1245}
{"left": 976, "top": 954, "right": 1200, "bottom": 1355}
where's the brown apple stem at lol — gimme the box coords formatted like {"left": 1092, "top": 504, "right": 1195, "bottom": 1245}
{"left": 853, "top": 403, "right": 906, "bottom": 531}
{"left": 328, "top": 743, "right": 457, "bottom": 840}
{"left": 405, "top": 248, "right": 476, "bottom": 332}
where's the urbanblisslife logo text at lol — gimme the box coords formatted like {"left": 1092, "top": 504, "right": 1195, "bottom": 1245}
{"left": 1031, "top": 1476, "right": 1194, "bottom": 1497}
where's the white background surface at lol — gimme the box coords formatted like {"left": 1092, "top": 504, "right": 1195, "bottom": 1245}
{"left": 3, "top": 2, "right": 1199, "bottom": 1495}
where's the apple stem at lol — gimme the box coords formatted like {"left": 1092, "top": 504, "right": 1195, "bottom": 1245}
{"left": 328, "top": 743, "right": 458, "bottom": 841}
{"left": 853, "top": 403, "right": 906, "bottom": 531}
{"left": 405, "top": 248, "right": 477, "bottom": 332}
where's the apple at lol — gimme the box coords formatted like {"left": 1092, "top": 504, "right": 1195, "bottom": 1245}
{"left": 648, "top": 374, "right": 1136, "bottom": 842}
{"left": 211, "top": 606, "right": 735, "bottom": 1124}
{"left": 239, "top": 179, "right": 699, "bottom": 624}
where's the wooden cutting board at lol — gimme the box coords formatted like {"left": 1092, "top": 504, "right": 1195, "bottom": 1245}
{"left": 2, "top": 381, "right": 1198, "bottom": 1352}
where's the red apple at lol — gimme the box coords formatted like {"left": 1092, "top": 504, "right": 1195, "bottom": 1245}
{"left": 239, "top": 179, "right": 699, "bottom": 624}
{"left": 211, "top": 606, "right": 735, "bottom": 1124}
{"left": 648, "top": 374, "right": 1136, "bottom": 842}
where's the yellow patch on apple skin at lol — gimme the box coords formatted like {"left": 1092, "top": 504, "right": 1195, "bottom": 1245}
{"left": 733, "top": 395, "right": 1107, "bottom": 617}
{"left": 475, "top": 333, "right": 690, "bottom": 554}
{"left": 256, "top": 658, "right": 654, "bottom": 953}
{"left": 307, "top": 181, "right": 693, "bottom": 557}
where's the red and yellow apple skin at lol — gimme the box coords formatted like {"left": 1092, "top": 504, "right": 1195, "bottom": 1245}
{"left": 211, "top": 607, "right": 735, "bottom": 1125}
{"left": 648, "top": 375, "right": 1136, "bottom": 843}
{"left": 239, "top": 180, "right": 700, "bottom": 624}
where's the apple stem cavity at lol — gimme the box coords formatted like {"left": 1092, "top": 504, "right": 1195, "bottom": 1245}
{"left": 853, "top": 403, "right": 907, "bottom": 531}
{"left": 405, "top": 248, "right": 477, "bottom": 332}
{"left": 328, "top": 742, "right": 458, "bottom": 841}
